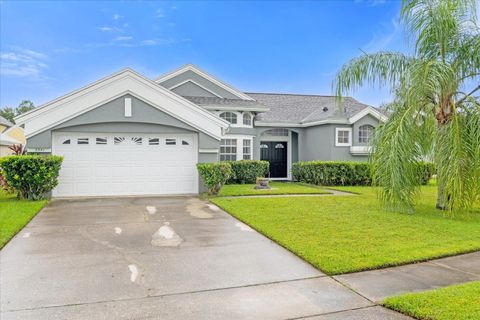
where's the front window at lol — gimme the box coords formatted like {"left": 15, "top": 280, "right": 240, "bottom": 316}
{"left": 220, "top": 112, "right": 237, "bottom": 124}
{"left": 243, "top": 140, "right": 251, "bottom": 160}
{"left": 335, "top": 128, "right": 351, "bottom": 146}
{"left": 358, "top": 125, "right": 374, "bottom": 144}
{"left": 220, "top": 139, "right": 237, "bottom": 161}
{"left": 243, "top": 113, "right": 252, "bottom": 126}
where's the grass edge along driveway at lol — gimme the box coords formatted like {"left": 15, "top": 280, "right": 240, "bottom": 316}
{"left": 0, "top": 190, "right": 47, "bottom": 249}
{"left": 383, "top": 281, "right": 480, "bottom": 320}
{"left": 217, "top": 182, "right": 330, "bottom": 197}
{"left": 211, "top": 185, "right": 480, "bottom": 275}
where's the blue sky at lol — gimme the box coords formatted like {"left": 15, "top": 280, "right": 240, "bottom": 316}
{"left": 0, "top": 0, "right": 409, "bottom": 109}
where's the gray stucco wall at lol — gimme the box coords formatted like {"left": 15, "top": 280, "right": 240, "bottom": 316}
{"left": 158, "top": 70, "right": 240, "bottom": 99}
{"left": 171, "top": 81, "right": 217, "bottom": 98}
{"left": 27, "top": 94, "right": 220, "bottom": 151}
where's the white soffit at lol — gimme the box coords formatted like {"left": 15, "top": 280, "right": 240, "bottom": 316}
{"left": 15, "top": 68, "right": 229, "bottom": 140}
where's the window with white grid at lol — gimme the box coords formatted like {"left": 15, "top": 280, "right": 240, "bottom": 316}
{"left": 358, "top": 125, "right": 374, "bottom": 143}
{"left": 242, "top": 139, "right": 251, "bottom": 160}
{"left": 220, "top": 139, "right": 237, "bottom": 161}
{"left": 335, "top": 128, "right": 352, "bottom": 146}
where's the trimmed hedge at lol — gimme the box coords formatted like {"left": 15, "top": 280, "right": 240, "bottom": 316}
{"left": 0, "top": 155, "right": 63, "bottom": 200}
{"left": 292, "top": 161, "right": 435, "bottom": 186}
{"left": 292, "top": 161, "right": 372, "bottom": 186}
{"left": 225, "top": 160, "right": 269, "bottom": 184}
{"left": 197, "top": 162, "right": 233, "bottom": 195}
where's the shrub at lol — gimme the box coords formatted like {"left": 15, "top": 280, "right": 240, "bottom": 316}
{"left": 292, "top": 161, "right": 435, "bottom": 186}
{"left": 197, "top": 162, "right": 233, "bottom": 195}
{"left": 416, "top": 162, "right": 436, "bottom": 185}
{"left": 0, "top": 155, "right": 63, "bottom": 200}
{"left": 226, "top": 160, "right": 269, "bottom": 184}
{"left": 292, "top": 161, "right": 371, "bottom": 186}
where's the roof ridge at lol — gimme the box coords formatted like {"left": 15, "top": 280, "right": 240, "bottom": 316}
{"left": 245, "top": 92, "right": 352, "bottom": 98}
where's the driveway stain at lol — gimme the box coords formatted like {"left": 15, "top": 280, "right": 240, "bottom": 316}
{"left": 151, "top": 223, "right": 183, "bottom": 247}
{"left": 114, "top": 227, "right": 122, "bottom": 235}
{"left": 146, "top": 206, "right": 157, "bottom": 214}
{"left": 186, "top": 198, "right": 213, "bottom": 219}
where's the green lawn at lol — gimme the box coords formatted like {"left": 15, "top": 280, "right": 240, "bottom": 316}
{"left": 0, "top": 190, "right": 47, "bottom": 249}
{"left": 217, "top": 182, "right": 330, "bottom": 196}
{"left": 212, "top": 185, "right": 480, "bottom": 275}
{"left": 384, "top": 281, "right": 480, "bottom": 320}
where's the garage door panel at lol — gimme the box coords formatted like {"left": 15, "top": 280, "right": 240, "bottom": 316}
{"left": 52, "top": 133, "right": 198, "bottom": 197}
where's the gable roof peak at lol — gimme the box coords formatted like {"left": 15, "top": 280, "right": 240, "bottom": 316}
{"left": 155, "top": 64, "right": 255, "bottom": 101}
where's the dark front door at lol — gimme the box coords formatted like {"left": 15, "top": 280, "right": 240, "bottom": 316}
{"left": 260, "top": 141, "right": 287, "bottom": 178}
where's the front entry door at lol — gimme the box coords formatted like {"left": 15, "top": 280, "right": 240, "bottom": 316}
{"left": 260, "top": 141, "right": 287, "bottom": 178}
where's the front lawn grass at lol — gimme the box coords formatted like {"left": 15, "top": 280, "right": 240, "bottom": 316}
{"left": 383, "top": 281, "right": 480, "bottom": 320}
{"left": 218, "top": 182, "right": 330, "bottom": 196}
{"left": 0, "top": 190, "right": 47, "bottom": 249}
{"left": 212, "top": 185, "right": 480, "bottom": 275}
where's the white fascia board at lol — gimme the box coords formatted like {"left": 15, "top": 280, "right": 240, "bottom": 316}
{"left": 254, "top": 118, "right": 349, "bottom": 128}
{"left": 17, "top": 69, "right": 229, "bottom": 140}
{"left": 155, "top": 64, "right": 255, "bottom": 101}
{"left": 0, "top": 135, "right": 21, "bottom": 146}
{"left": 349, "top": 107, "right": 388, "bottom": 123}
{"left": 203, "top": 106, "right": 270, "bottom": 112}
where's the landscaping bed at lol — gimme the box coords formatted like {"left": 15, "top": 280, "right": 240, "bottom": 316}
{"left": 217, "top": 182, "right": 330, "bottom": 197}
{"left": 212, "top": 185, "right": 480, "bottom": 275}
{"left": 0, "top": 190, "right": 47, "bottom": 249}
{"left": 384, "top": 281, "right": 480, "bottom": 320}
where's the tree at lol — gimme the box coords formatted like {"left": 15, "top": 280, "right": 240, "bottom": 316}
{"left": 0, "top": 107, "right": 16, "bottom": 123}
{"left": 333, "top": 0, "right": 480, "bottom": 211}
{"left": 0, "top": 100, "right": 36, "bottom": 124}
{"left": 16, "top": 100, "right": 35, "bottom": 115}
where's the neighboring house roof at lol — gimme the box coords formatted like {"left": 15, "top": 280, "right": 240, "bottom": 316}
{"left": 0, "top": 115, "right": 13, "bottom": 128}
{"left": 183, "top": 96, "right": 270, "bottom": 112}
{"left": 15, "top": 68, "right": 229, "bottom": 140}
{"left": 247, "top": 93, "right": 386, "bottom": 126}
{"left": 0, "top": 133, "right": 21, "bottom": 146}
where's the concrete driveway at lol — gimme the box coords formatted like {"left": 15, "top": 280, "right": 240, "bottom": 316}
{"left": 1, "top": 196, "right": 407, "bottom": 319}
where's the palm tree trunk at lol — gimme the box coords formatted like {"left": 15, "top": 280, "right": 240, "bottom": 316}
{"left": 436, "top": 175, "right": 448, "bottom": 210}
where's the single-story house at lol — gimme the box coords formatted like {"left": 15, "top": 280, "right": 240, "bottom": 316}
{"left": 0, "top": 116, "right": 26, "bottom": 157}
{"left": 15, "top": 64, "right": 386, "bottom": 197}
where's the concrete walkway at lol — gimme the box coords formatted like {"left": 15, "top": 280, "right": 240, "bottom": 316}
{"left": 220, "top": 188, "right": 355, "bottom": 198}
{"left": 335, "top": 251, "right": 480, "bottom": 302}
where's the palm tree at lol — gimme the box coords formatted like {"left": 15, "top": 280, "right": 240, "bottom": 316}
{"left": 333, "top": 0, "right": 480, "bottom": 211}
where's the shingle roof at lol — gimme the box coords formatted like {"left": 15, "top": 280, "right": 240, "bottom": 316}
{"left": 246, "top": 93, "right": 372, "bottom": 124}
{"left": 183, "top": 96, "right": 269, "bottom": 112}
{"left": 0, "top": 115, "right": 14, "bottom": 128}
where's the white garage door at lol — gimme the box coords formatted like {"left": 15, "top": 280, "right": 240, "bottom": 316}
{"left": 52, "top": 132, "right": 198, "bottom": 197}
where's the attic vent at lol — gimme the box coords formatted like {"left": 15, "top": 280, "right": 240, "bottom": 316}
{"left": 323, "top": 107, "right": 328, "bottom": 112}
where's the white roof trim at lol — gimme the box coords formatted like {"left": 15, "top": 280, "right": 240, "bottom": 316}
{"left": 169, "top": 79, "right": 223, "bottom": 98}
{"left": 155, "top": 64, "right": 255, "bottom": 101}
{"left": 15, "top": 68, "right": 229, "bottom": 140}
{"left": 0, "top": 134, "right": 21, "bottom": 146}
{"left": 349, "top": 107, "right": 388, "bottom": 123}
{"left": 254, "top": 119, "right": 350, "bottom": 128}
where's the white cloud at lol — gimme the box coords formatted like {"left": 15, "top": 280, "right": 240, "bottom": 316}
{"left": 113, "top": 13, "right": 121, "bottom": 20}
{"left": 98, "top": 26, "right": 123, "bottom": 32}
{"left": 363, "top": 17, "right": 402, "bottom": 52}
{"left": 156, "top": 9, "right": 165, "bottom": 18}
{"left": 0, "top": 48, "right": 49, "bottom": 78}
{"left": 354, "top": 0, "right": 387, "bottom": 6}
{"left": 113, "top": 36, "right": 133, "bottom": 41}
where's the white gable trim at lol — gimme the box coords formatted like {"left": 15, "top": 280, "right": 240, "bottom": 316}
{"left": 15, "top": 69, "right": 229, "bottom": 140}
{"left": 349, "top": 107, "right": 388, "bottom": 123}
{"left": 155, "top": 64, "right": 254, "bottom": 101}
{"left": 169, "top": 79, "right": 223, "bottom": 98}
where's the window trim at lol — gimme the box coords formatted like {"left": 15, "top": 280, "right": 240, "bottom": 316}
{"left": 335, "top": 127, "right": 352, "bottom": 147}
{"left": 216, "top": 111, "right": 253, "bottom": 128}
{"left": 358, "top": 124, "right": 374, "bottom": 144}
{"left": 219, "top": 112, "right": 238, "bottom": 125}
{"left": 242, "top": 112, "right": 253, "bottom": 126}
{"left": 242, "top": 139, "right": 252, "bottom": 160}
